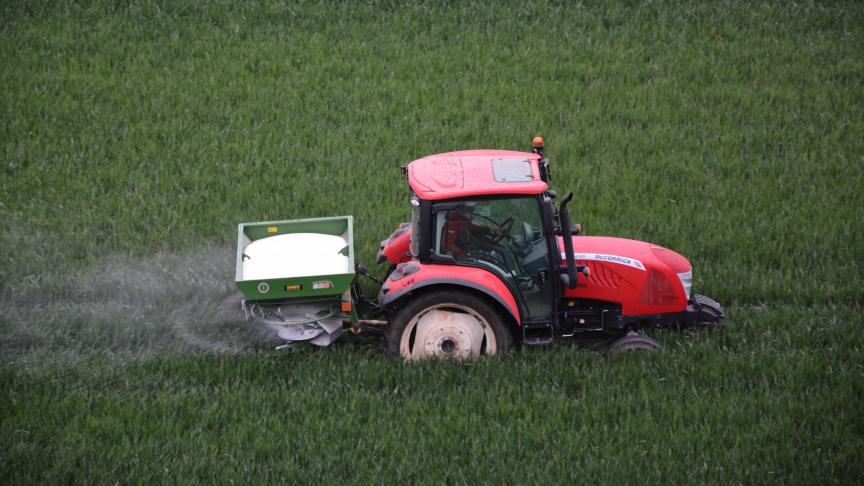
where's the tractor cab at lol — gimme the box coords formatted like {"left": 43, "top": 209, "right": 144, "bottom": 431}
{"left": 408, "top": 151, "right": 560, "bottom": 322}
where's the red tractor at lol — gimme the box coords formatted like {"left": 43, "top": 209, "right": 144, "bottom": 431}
{"left": 370, "top": 138, "right": 724, "bottom": 358}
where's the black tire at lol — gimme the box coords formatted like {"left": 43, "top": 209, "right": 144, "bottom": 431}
{"left": 605, "top": 333, "right": 661, "bottom": 357}
{"left": 385, "top": 289, "right": 513, "bottom": 360}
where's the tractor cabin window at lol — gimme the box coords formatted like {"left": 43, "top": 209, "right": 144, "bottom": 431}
{"left": 432, "top": 197, "right": 553, "bottom": 321}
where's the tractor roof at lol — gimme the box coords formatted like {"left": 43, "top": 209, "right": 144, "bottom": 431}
{"left": 407, "top": 150, "right": 548, "bottom": 201}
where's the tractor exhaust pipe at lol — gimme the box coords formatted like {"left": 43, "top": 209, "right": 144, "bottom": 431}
{"left": 559, "top": 192, "right": 578, "bottom": 289}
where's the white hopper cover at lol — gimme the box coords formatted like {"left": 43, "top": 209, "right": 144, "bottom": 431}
{"left": 242, "top": 233, "right": 351, "bottom": 281}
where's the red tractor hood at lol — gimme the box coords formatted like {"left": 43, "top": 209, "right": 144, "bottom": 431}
{"left": 558, "top": 236, "right": 692, "bottom": 315}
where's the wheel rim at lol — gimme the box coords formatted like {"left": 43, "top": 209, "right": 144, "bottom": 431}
{"left": 607, "top": 334, "right": 661, "bottom": 356}
{"left": 399, "top": 303, "right": 497, "bottom": 360}
{"left": 616, "top": 342, "right": 656, "bottom": 352}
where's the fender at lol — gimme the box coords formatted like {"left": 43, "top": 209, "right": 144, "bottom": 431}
{"left": 379, "top": 261, "right": 521, "bottom": 324}
{"left": 376, "top": 222, "right": 412, "bottom": 265}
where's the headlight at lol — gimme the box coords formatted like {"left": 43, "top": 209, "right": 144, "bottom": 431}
{"left": 677, "top": 270, "right": 692, "bottom": 300}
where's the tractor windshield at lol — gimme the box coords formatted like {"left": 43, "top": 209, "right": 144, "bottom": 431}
{"left": 432, "top": 197, "right": 554, "bottom": 321}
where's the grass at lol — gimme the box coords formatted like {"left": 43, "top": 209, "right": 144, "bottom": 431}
{"left": 3, "top": 304, "right": 863, "bottom": 483}
{"left": 1, "top": 0, "right": 863, "bottom": 483}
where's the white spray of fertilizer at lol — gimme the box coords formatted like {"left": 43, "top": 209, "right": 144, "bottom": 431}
{"left": 0, "top": 243, "right": 279, "bottom": 365}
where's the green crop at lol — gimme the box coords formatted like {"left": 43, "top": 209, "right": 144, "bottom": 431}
{"left": 2, "top": 0, "right": 862, "bottom": 483}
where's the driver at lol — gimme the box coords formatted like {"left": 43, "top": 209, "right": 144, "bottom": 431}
{"left": 445, "top": 204, "right": 504, "bottom": 258}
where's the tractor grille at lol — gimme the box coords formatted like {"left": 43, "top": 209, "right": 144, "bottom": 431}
{"left": 585, "top": 261, "right": 621, "bottom": 289}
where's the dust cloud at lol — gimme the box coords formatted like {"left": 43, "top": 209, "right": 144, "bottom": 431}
{"left": 0, "top": 244, "right": 279, "bottom": 363}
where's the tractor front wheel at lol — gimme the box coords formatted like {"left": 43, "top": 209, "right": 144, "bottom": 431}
{"left": 605, "top": 332, "right": 661, "bottom": 357}
{"left": 385, "top": 290, "right": 513, "bottom": 360}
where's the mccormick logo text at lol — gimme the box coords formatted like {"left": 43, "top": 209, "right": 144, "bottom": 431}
{"left": 561, "top": 252, "right": 647, "bottom": 271}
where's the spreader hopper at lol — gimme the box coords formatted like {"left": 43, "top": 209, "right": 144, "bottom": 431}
{"left": 235, "top": 216, "right": 355, "bottom": 347}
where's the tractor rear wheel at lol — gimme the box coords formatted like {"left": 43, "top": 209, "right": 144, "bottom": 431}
{"left": 385, "top": 290, "right": 513, "bottom": 360}
{"left": 605, "top": 333, "right": 661, "bottom": 357}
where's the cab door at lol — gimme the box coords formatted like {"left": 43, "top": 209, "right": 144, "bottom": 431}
{"left": 429, "top": 196, "right": 555, "bottom": 322}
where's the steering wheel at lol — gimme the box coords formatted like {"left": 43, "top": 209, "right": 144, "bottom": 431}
{"left": 480, "top": 216, "right": 513, "bottom": 243}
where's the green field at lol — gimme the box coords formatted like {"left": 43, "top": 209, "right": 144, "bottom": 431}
{"left": 2, "top": 0, "right": 863, "bottom": 482}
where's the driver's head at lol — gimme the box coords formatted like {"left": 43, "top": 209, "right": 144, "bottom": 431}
{"left": 459, "top": 202, "right": 477, "bottom": 214}
{"left": 453, "top": 205, "right": 470, "bottom": 218}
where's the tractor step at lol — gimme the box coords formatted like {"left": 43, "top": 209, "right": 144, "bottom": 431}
{"left": 522, "top": 321, "right": 554, "bottom": 346}
{"left": 523, "top": 336, "right": 554, "bottom": 346}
